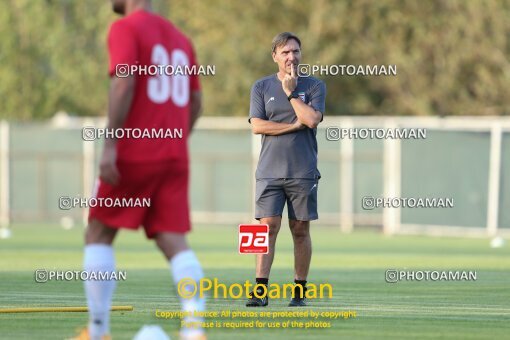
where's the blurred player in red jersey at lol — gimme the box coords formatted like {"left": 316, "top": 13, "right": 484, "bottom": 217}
{"left": 72, "top": 0, "right": 206, "bottom": 339}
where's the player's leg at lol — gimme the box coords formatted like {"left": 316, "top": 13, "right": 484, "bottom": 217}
{"left": 83, "top": 218, "right": 118, "bottom": 340}
{"left": 247, "top": 179, "right": 285, "bottom": 307}
{"left": 289, "top": 219, "right": 312, "bottom": 280}
{"left": 156, "top": 233, "right": 205, "bottom": 340}
{"left": 254, "top": 179, "right": 286, "bottom": 279}
{"left": 246, "top": 216, "right": 282, "bottom": 307}
{"left": 255, "top": 216, "right": 282, "bottom": 279}
{"left": 154, "top": 231, "right": 205, "bottom": 319}
{"left": 145, "top": 160, "right": 206, "bottom": 339}
{"left": 289, "top": 219, "right": 311, "bottom": 303}
{"left": 154, "top": 231, "right": 204, "bottom": 306}
{"left": 80, "top": 162, "right": 154, "bottom": 340}
{"left": 285, "top": 178, "right": 318, "bottom": 306}
{"left": 154, "top": 231, "right": 190, "bottom": 259}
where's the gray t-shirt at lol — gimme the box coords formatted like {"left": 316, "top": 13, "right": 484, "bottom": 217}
{"left": 249, "top": 74, "right": 326, "bottom": 179}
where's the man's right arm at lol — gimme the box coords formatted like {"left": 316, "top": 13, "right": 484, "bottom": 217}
{"left": 251, "top": 118, "right": 305, "bottom": 136}
{"left": 249, "top": 81, "right": 305, "bottom": 136}
{"left": 99, "top": 20, "right": 138, "bottom": 186}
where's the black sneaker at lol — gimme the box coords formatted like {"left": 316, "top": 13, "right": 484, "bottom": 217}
{"left": 288, "top": 285, "right": 307, "bottom": 307}
{"left": 246, "top": 287, "right": 268, "bottom": 307}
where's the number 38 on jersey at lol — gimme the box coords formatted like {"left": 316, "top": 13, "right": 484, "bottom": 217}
{"left": 147, "top": 44, "right": 189, "bottom": 107}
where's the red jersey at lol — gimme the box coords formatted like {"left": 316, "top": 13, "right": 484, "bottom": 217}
{"left": 107, "top": 9, "right": 200, "bottom": 162}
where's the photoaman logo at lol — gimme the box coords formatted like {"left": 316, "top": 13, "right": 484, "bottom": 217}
{"left": 177, "top": 278, "right": 333, "bottom": 300}
{"left": 239, "top": 224, "right": 269, "bottom": 254}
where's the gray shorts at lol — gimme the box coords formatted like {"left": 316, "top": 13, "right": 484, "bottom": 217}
{"left": 255, "top": 178, "right": 318, "bottom": 221}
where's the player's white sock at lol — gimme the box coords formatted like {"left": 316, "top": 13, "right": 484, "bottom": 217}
{"left": 84, "top": 244, "right": 116, "bottom": 339}
{"left": 170, "top": 249, "right": 205, "bottom": 336}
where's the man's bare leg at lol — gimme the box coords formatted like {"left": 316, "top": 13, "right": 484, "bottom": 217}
{"left": 255, "top": 216, "right": 282, "bottom": 278}
{"left": 154, "top": 232, "right": 190, "bottom": 260}
{"left": 155, "top": 232, "right": 205, "bottom": 338}
{"left": 289, "top": 219, "right": 311, "bottom": 280}
{"left": 288, "top": 219, "right": 311, "bottom": 304}
{"left": 85, "top": 219, "right": 118, "bottom": 245}
{"left": 83, "top": 219, "right": 118, "bottom": 339}
{"left": 246, "top": 216, "right": 281, "bottom": 306}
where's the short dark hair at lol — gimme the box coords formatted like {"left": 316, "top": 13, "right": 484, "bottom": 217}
{"left": 271, "top": 32, "right": 301, "bottom": 54}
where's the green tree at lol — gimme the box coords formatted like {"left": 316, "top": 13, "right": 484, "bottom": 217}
{"left": 1, "top": 0, "right": 509, "bottom": 120}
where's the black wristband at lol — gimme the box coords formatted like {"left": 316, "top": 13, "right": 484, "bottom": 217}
{"left": 287, "top": 92, "right": 299, "bottom": 101}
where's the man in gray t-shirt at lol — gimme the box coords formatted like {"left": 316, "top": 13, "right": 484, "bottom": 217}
{"left": 247, "top": 32, "right": 326, "bottom": 307}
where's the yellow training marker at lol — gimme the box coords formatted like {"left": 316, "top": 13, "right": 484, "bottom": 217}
{"left": 0, "top": 306, "right": 133, "bottom": 313}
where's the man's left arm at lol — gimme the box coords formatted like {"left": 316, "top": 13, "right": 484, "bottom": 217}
{"left": 282, "top": 66, "right": 326, "bottom": 129}
{"left": 289, "top": 94, "right": 323, "bottom": 129}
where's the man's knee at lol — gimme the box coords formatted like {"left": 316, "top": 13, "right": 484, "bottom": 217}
{"left": 261, "top": 217, "right": 282, "bottom": 238}
{"left": 154, "top": 232, "right": 189, "bottom": 260}
{"left": 268, "top": 224, "right": 281, "bottom": 238}
{"left": 85, "top": 219, "right": 117, "bottom": 244}
{"left": 290, "top": 220, "right": 310, "bottom": 239}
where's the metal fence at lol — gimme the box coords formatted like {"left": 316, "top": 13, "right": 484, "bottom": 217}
{"left": 1, "top": 116, "right": 509, "bottom": 237}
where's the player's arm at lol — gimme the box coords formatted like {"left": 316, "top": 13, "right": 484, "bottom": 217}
{"left": 188, "top": 42, "right": 202, "bottom": 134}
{"left": 107, "top": 76, "right": 135, "bottom": 134}
{"left": 282, "top": 66, "right": 323, "bottom": 129}
{"left": 249, "top": 80, "right": 305, "bottom": 136}
{"left": 250, "top": 118, "right": 304, "bottom": 136}
{"left": 100, "top": 21, "right": 137, "bottom": 186}
{"left": 100, "top": 75, "right": 135, "bottom": 186}
{"left": 289, "top": 97, "right": 322, "bottom": 129}
{"left": 189, "top": 90, "right": 202, "bottom": 133}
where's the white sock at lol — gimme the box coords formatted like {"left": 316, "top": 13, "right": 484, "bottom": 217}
{"left": 84, "top": 244, "right": 116, "bottom": 340}
{"left": 170, "top": 249, "right": 205, "bottom": 335}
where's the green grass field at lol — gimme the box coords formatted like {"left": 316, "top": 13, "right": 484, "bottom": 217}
{"left": 0, "top": 224, "right": 509, "bottom": 339}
